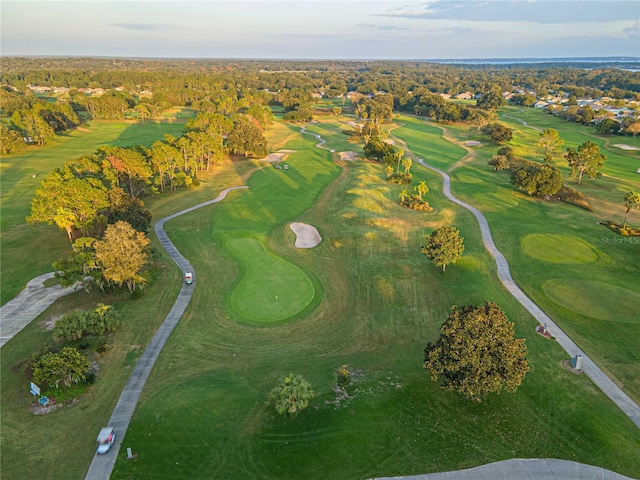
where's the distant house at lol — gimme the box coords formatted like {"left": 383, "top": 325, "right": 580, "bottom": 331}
{"left": 534, "top": 101, "right": 549, "bottom": 108}
{"left": 455, "top": 92, "right": 473, "bottom": 100}
{"left": 439, "top": 93, "right": 451, "bottom": 99}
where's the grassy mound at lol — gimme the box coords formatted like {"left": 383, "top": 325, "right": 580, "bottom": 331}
{"left": 520, "top": 234, "right": 598, "bottom": 264}
{"left": 543, "top": 279, "right": 640, "bottom": 323}
{"left": 227, "top": 237, "right": 315, "bottom": 324}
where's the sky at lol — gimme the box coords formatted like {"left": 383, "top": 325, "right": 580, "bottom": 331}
{"left": 1, "top": 0, "right": 639, "bottom": 59}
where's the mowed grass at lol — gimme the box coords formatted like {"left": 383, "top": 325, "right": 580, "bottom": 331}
{"left": 226, "top": 237, "right": 316, "bottom": 324}
{"left": 0, "top": 120, "right": 185, "bottom": 305}
{"left": 391, "top": 112, "right": 640, "bottom": 404}
{"left": 111, "top": 118, "right": 640, "bottom": 479}
{"left": 0, "top": 151, "right": 252, "bottom": 480}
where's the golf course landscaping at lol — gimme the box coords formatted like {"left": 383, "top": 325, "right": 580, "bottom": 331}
{"left": 1, "top": 108, "right": 639, "bottom": 479}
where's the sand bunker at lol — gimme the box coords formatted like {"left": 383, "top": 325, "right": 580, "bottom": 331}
{"left": 613, "top": 144, "right": 640, "bottom": 151}
{"left": 260, "top": 150, "right": 295, "bottom": 162}
{"left": 384, "top": 139, "right": 395, "bottom": 145}
{"left": 290, "top": 222, "right": 322, "bottom": 248}
{"left": 464, "top": 140, "right": 482, "bottom": 146}
{"left": 339, "top": 151, "right": 358, "bottom": 161}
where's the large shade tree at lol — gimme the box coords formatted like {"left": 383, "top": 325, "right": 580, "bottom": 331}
{"left": 537, "top": 128, "right": 564, "bottom": 164}
{"left": 421, "top": 226, "right": 464, "bottom": 273}
{"left": 424, "top": 302, "right": 530, "bottom": 401}
{"left": 566, "top": 141, "right": 607, "bottom": 185}
{"left": 94, "top": 221, "right": 150, "bottom": 292}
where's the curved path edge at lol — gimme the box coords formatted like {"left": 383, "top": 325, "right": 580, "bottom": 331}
{"left": 418, "top": 158, "right": 640, "bottom": 429}
{"left": 0, "top": 272, "right": 85, "bottom": 347}
{"left": 372, "top": 458, "right": 638, "bottom": 480}
{"left": 85, "top": 186, "right": 248, "bottom": 480}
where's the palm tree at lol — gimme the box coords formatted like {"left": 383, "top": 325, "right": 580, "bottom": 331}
{"left": 415, "top": 181, "right": 429, "bottom": 201}
{"left": 399, "top": 188, "right": 408, "bottom": 204}
{"left": 402, "top": 157, "right": 412, "bottom": 175}
{"left": 623, "top": 191, "right": 640, "bottom": 228}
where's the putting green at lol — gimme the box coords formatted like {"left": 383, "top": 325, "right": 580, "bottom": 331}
{"left": 543, "top": 279, "right": 640, "bottom": 323}
{"left": 521, "top": 234, "right": 598, "bottom": 264}
{"left": 226, "top": 237, "right": 315, "bottom": 324}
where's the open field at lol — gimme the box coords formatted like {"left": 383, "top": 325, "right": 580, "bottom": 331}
{"left": 112, "top": 117, "right": 638, "bottom": 478}
{"left": 0, "top": 120, "right": 186, "bottom": 305}
{"left": 390, "top": 112, "right": 640, "bottom": 405}
{"left": 1, "top": 112, "right": 639, "bottom": 480}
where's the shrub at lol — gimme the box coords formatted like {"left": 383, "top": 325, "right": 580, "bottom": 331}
{"left": 401, "top": 196, "right": 433, "bottom": 211}
{"left": 54, "top": 304, "right": 120, "bottom": 341}
{"left": 388, "top": 173, "right": 412, "bottom": 184}
{"left": 336, "top": 365, "right": 350, "bottom": 388}
{"left": 268, "top": 373, "right": 314, "bottom": 415}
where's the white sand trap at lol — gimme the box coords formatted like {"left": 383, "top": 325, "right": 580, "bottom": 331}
{"left": 339, "top": 151, "right": 358, "bottom": 161}
{"left": 384, "top": 139, "right": 396, "bottom": 145}
{"left": 290, "top": 222, "right": 322, "bottom": 248}
{"left": 464, "top": 140, "right": 482, "bottom": 146}
{"left": 260, "top": 150, "right": 295, "bottom": 162}
{"left": 613, "top": 144, "right": 640, "bottom": 151}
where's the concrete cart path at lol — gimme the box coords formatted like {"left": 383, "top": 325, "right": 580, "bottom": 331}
{"left": 418, "top": 159, "right": 640, "bottom": 429}
{"left": 0, "top": 272, "right": 84, "bottom": 347}
{"left": 85, "top": 186, "right": 248, "bottom": 480}
{"left": 373, "top": 458, "right": 638, "bottom": 480}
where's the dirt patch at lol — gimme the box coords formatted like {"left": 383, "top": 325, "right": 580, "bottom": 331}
{"left": 339, "top": 151, "right": 358, "bottom": 161}
{"left": 384, "top": 139, "right": 395, "bottom": 145}
{"left": 613, "top": 144, "right": 640, "bottom": 151}
{"left": 76, "top": 127, "right": 91, "bottom": 132}
{"left": 289, "top": 222, "right": 322, "bottom": 248}
{"left": 464, "top": 140, "right": 482, "bottom": 146}
{"left": 42, "top": 315, "right": 62, "bottom": 331}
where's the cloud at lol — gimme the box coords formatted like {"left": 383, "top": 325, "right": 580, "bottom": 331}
{"left": 379, "top": 1, "right": 640, "bottom": 24}
{"left": 624, "top": 20, "right": 640, "bottom": 41}
{"left": 112, "top": 23, "right": 179, "bottom": 31}
{"left": 357, "top": 24, "right": 408, "bottom": 31}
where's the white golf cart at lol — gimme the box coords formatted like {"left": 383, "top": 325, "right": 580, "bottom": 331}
{"left": 96, "top": 427, "right": 115, "bottom": 454}
{"left": 185, "top": 272, "right": 193, "bottom": 284}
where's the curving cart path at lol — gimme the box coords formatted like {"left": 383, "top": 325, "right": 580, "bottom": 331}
{"left": 417, "top": 158, "right": 640, "bottom": 429}
{"left": 0, "top": 273, "right": 86, "bottom": 347}
{"left": 374, "top": 458, "right": 637, "bottom": 480}
{"left": 85, "top": 186, "right": 248, "bottom": 480}
{"left": 300, "top": 125, "right": 336, "bottom": 152}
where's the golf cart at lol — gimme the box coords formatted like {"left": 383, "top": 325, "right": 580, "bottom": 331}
{"left": 96, "top": 427, "right": 115, "bottom": 454}
{"left": 185, "top": 272, "right": 193, "bottom": 284}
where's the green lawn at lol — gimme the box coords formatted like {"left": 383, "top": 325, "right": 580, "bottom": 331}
{"left": 0, "top": 120, "right": 185, "bottom": 305}
{"left": 111, "top": 117, "right": 639, "bottom": 479}
{"left": 391, "top": 112, "right": 640, "bottom": 405}
{"left": 2, "top": 114, "right": 639, "bottom": 480}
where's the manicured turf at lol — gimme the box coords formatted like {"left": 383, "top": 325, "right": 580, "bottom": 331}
{"left": 520, "top": 233, "right": 599, "bottom": 264}
{"left": 109, "top": 116, "right": 640, "bottom": 479}
{"left": 226, "top": 237, "right": 315, "bottom": 324}
{"left": 0, "top": 120, "right": 185, "bottom": 305}
{"left": 543, "top": 279, "right": 640, "bottom": 323}
{"left": 3, "top": 113, "right": 640, "bottom": 480}
{"left": 391, "top": 111, "right": 640, "bottom": 405}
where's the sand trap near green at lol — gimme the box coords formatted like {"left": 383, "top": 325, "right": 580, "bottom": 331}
{"left": 226, "top": 237, "right": 315, "bottom": 324}
{"left": 544, "top": 279, "right": 640, "bottom": 323}
{"left": 521, "top": 234, "right": 598, "bottom": 264}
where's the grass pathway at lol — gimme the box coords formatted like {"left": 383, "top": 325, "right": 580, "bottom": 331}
{"left": 416, "top": 158, "right": 640, "bottom": 429}
{"left": 84, "top": 186, "right": 248, "bottom": 480}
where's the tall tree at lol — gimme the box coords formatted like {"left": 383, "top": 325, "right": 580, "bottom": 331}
{"left": 566, "top": 141, "right": 607, "bottom": 185}
{"left": 27, "top": 170, "right": 110, "bottom": 242}
{"left": 415, "top": 180, "right": 429, "bottom": 200}
{"left": 226, "top": 117, "right": 268, "bottom": 158}
{"left": 424, "top": 302, "right": 529, "bottom": 401}
{"left": 537, "top": 128, "right": 564, "bottom": 164}
{"left": 98, "top": 146, "right": 152, "bottom": 198}
{"left": 623, "top": 191, "right": 640, "bottom": 228}
{"left": 421, "top": 226, "right": 464, "bottom": 273}
{"left": 94, "top": 221, "right": 150, "bottom": 292}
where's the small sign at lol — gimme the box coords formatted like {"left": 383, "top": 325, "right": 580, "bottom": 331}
{"left": 30, "top": 382, "right": 40, "bottom": 396}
